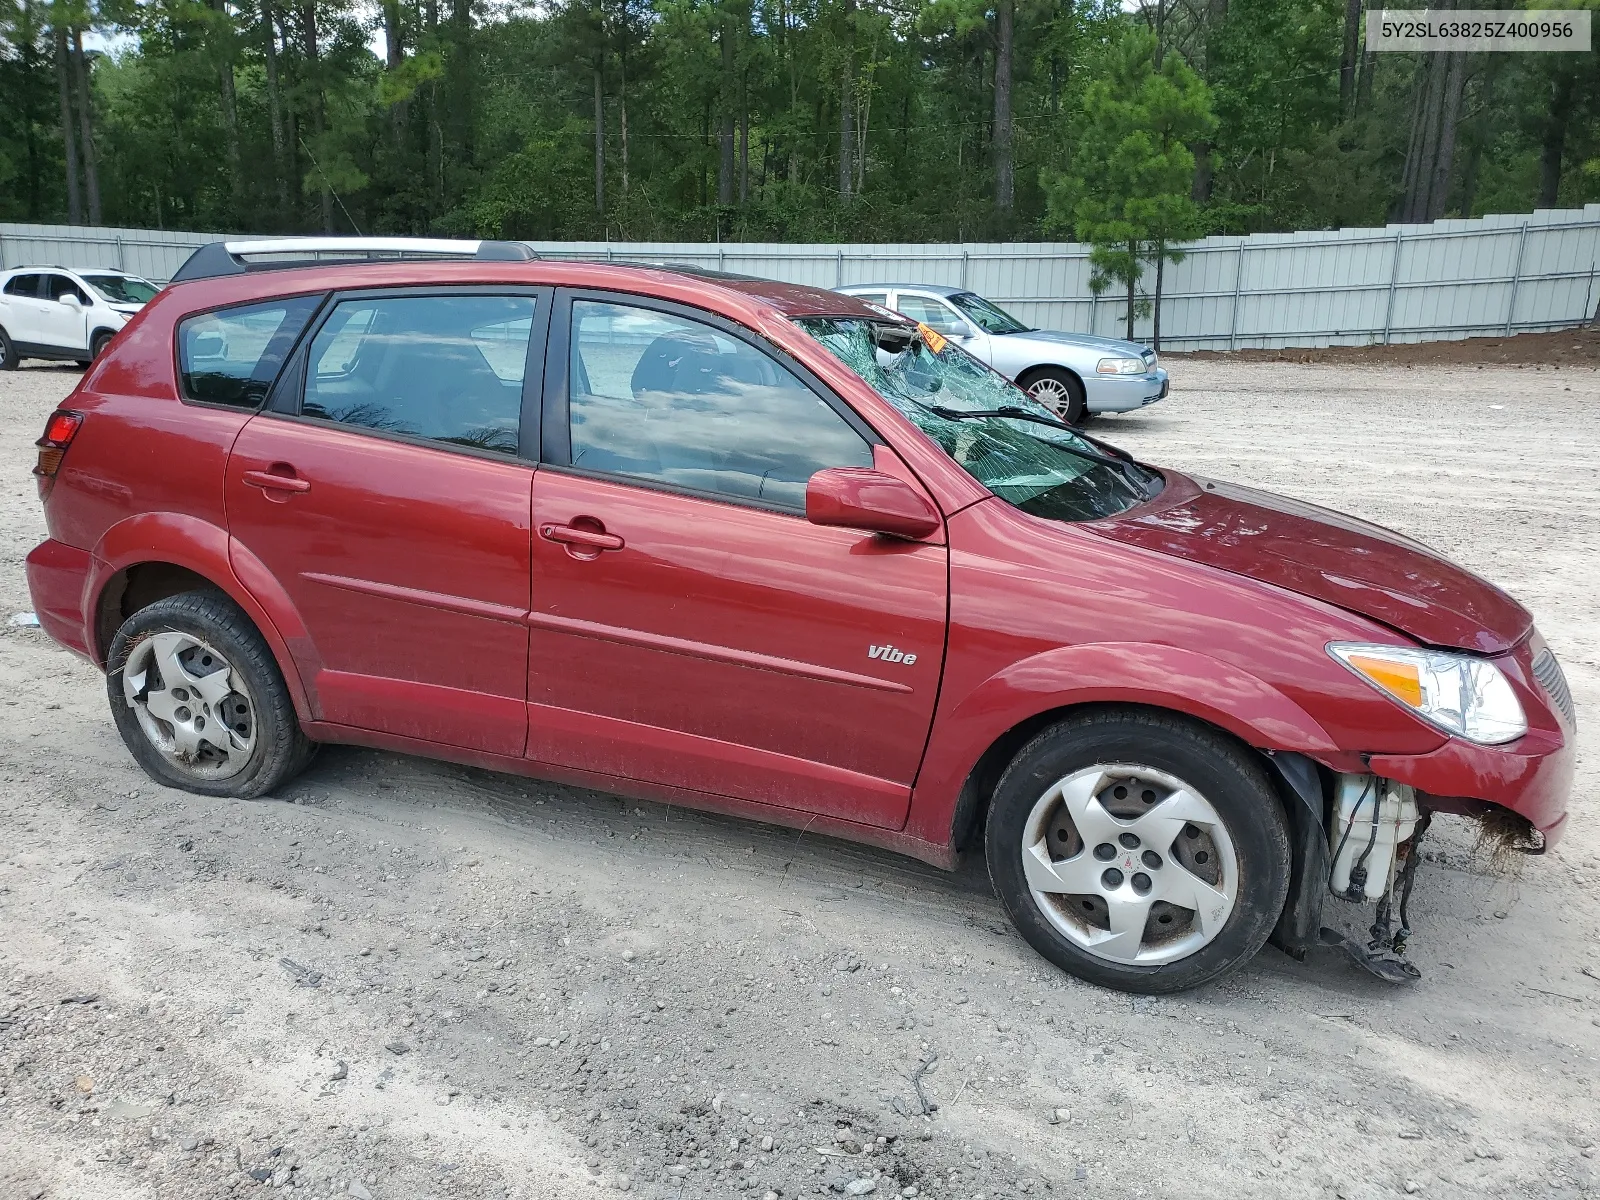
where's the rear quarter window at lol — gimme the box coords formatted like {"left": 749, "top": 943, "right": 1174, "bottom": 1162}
{"left": 178, "top": 296, "right": 321, "bottom": 409}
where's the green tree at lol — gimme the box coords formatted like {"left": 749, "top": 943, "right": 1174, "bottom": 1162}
{"left": 1043, "top": 27, "right": 1214, "bottom": 345}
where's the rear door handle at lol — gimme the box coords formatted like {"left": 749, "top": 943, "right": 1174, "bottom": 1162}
{"left": 242, "top": 468, "right": 311, "bottom": 494}
{"left": 540, "top": 523, "right": 624, "bottom": 551}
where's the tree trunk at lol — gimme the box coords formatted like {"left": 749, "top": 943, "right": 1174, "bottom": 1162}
{"left": 262, "top": 0, "right": 291, "bottom": 224}
{"left": 1191, "top": 0, "right": 1227, "bottom": 204}
{"left": 212, "top": 0, "right": 245, "bottom": 219}
{"left": 1426, "top": 51, "right": 1466, "bottom": 220}
{"left": 1538, "top": 68, "right": 1575, "bottom": 208}
{"left": 619, "top": 45, "right": 630, "bottom": 199}
{"left": 717, "top": 13, "right": 734, "bottom": 207}
{"left": 1402, "top": 53, "right": 1447, "bottom": 222}
{"left": 593, "top": 64, "right": 605, "bottom": 215}
{"left": 1125, "top": 240, "right": 1136, "bottom": 340}
{"left": 424, "top": 0, "right": 442, "bottom": 211}
{"left": 20, "top": 0, "right": 44, "bottom": 219}
{"left": 1339, "top": 0, "right": 1362, "bottom": 115}
{"left": 1356, "top": 49, "right": 1377, "bottom": 115}
{"left": 785, "top": 0, "right": 799, "bottom": 183}
{"left": 993, "top": 0, "right": 1014, "bottom": 212}
{"left": 1458, "top": 140, "right": 1481, "bottom": 217}
{"left": 445, "top": 0, "right": 474, "bottom": 170}
{"left": 301, "top": 0, "right": 333, "bottom": 231}
{"left": 70, "top": 27, "right": 100, "bottom": 224}
{"left": 1153, "top": 244, "right": 1165, "bottom": 351}
{"left": 837, "top": 0, "right": 853, "bottom": 199}
{"left": 1191, "top": 147, "right": 1212, "bottom": 204}
{"left": 383, "top": 0, "right": 407, "bottom": 146}
{"left": 739, "top": 94, "right": 749, "bottom": 205}
{"left": 54, "top": 23, "right": 82, "bottom": 224}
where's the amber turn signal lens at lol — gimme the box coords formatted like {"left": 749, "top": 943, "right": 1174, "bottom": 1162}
{"left": 1344, "top": 654, "right": 1424, "bottom": 707}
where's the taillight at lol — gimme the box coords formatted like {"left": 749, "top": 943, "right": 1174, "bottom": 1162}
{"left": 35, "top": 409, "right": 83, "bottom": 480}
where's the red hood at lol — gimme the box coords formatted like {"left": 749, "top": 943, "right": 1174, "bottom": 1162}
{"left": 1086, "top": 473, "right": 1531, "bottom": 654}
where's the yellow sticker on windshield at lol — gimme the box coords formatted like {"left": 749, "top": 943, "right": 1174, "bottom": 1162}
{"left": 916, "top": 321, "right": 948, "bottom": 355}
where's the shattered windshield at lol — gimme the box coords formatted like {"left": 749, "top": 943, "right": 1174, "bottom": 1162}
{"left": 949, "top": 292, "right": 1031, "bottom": 335}
{"left": 83, "top": 274, "right": 158, "bottom": 304}
{"left": 795, "top": 316, "right": 1155, "bottom": 522}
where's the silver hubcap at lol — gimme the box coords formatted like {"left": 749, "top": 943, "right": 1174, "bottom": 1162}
{"left": 1027, "top": 376, "right": 1076, "bottom": 418}
{"left": 1021, "top": 764, "right": 1239, "bottom": 966}
{"left": 122, "top": 631, "right": 257, "bottom": 780}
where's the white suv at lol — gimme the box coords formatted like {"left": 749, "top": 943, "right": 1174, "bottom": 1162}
{"left": 0, "top": 266, "right": 159, "bottom": 369}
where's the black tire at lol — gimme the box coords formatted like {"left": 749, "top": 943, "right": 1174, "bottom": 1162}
{"left": 1020, "top": 366, "right": 1087, "bottom": 425}
{"left": 0, "top": 326, "right": 18, "bottom": 370}
{"left": 985, "top": 708, "right": 1291, "bottom": 994}
{"left": 90, "top": 329, "right": 114, "bottom": 360}
{"left": 106, "top": 589, "right": 316, "bottom": 799}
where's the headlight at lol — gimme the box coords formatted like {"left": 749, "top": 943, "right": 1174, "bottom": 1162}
{"left": 1097, "top": 357, "right": 1146, "bottom": 375}
{"left": 1329, "top": 642, "right": 1527, "bottom": 745}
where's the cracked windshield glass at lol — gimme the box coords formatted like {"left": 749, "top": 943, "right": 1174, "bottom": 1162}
{"left": 797, "top": 316, "right": 1157, "bottom": 521}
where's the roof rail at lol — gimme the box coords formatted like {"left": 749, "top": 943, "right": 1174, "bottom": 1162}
{"left": 169, "top": 237, "right": 538, "bottom": 283}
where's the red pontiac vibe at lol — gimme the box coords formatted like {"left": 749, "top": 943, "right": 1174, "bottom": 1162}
{"left": 24, "top": 238, "right": 1575, "bottom": 993}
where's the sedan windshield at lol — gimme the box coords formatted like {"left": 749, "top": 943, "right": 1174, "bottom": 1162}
{"left": 796, "top": 316, "right": 1155, "bottom": 521}
{"left": 82, "top": 274, "right": 158, "bottom": 304}
{"left": 949, "top": 292, "right": 1031, "bottom": 335}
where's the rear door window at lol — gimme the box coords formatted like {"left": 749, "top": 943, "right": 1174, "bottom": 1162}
{"left": 301, "top": 294, "right": 537, "bottom": 456}
{"left": 894, "top": 294, "right": 965, "bottom": 335}
{"left": 4, "top": 274, "right": 43, "bottom": 298}
{"left": 178, "top": 296, "right": 322, "bottom": 409}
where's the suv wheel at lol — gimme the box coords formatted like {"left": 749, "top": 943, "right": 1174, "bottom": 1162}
{"left": 985, "top": 710, "right": 1290, "bottom": 994}
{"left": 106, "top": 590, "right": 315, "bottom": 798}
{"left": 0, "top": 326, "right": 18, "bottom": 370}
{"left": 90, "top": 329, "right": 114, "bottom": 360}
{"left": 1021, "top": 367, "right": 1087, "bottom": 424}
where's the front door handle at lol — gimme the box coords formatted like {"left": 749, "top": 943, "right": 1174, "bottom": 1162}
{"left": 242, "top": 467, "right": 311, "bottom": 494}
{"left": 540, "top": 523, "right": 624, "bottom": 552}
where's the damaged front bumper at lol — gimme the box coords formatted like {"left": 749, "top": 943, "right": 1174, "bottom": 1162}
{"left": 1265, "top": 716, "right": 1574, "bottom": 981}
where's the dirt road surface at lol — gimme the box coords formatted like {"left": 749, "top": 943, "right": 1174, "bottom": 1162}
{"left": 1, "top": 356, "right": 1595, "bottom": 1200}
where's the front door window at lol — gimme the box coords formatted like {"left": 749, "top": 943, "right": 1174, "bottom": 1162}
{"left": 568, "top": 300, "right": 874, "bottom": 509}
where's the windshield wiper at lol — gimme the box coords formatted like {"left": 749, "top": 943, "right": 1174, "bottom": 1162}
{"left": 925, "top": 404, "right": 1159, "bottom": 499}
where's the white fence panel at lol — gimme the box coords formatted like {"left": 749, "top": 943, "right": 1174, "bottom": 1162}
{"left": 4, "top": 205, "right": 1597, "bottom": 350}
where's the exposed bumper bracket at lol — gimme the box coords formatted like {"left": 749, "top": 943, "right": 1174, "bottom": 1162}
{"left": 1317, "top": 927, "right": 1421, "bottom": 983}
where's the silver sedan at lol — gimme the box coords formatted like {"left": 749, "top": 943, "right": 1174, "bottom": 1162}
{"left": 835, "top": 283, "right": 1169, "bottom": 424}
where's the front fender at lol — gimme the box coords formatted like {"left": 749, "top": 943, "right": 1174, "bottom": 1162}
{"left": 904, "top": 642, "right": 1341, "bottom": 846}
{"left": 87, "top": 511, "right": 315, "bottom": 722}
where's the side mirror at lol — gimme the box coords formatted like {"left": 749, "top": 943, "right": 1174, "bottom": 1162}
{"left": 806, "top": 468, "right": 942, "bottom": 540}
{"left": 59, "top": 293, "right": 82, "bottom": 309}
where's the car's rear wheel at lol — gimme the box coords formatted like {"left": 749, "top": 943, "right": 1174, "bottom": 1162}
{"left": 1020, "top": 367, "right": 1087, "bottom": 425}
{"left": 106, "top": 590, "right": 316, "bottom": 799}
{"left": 985, "top": 709, "right": 1291, "bottom": 994}
{"left": 0, "top": 326, "right": 18, "bottom": 371}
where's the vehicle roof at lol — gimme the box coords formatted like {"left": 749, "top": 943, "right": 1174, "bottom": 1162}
{"left": 162, "top": 254, "right": 896, "bottom": 322}
{"left": 837, "top": 283, "right": 966, "bottom": 298}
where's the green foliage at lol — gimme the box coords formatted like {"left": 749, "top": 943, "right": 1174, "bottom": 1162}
{"left": 0, "top": 0, "right": 1595, "bottom": 238}
{"left": 1043, "top": 29, "right": 1213, "bottom": 333}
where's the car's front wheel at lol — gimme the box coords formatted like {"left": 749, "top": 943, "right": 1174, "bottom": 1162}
{"left": 106, "top": 590, "right": 315, "bottom": 798}
{"left": 1020, "top": 367, "right": 1087, "bottom": 425}
{"left": 985, "top": 709, "right": 1291, "bottom": 994}
{"left": 90, "top": 329, "right": 114, "bottom": 360}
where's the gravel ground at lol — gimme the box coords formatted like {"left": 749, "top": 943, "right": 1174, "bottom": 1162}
{"left": 0, "top": 356, "right": 1596, "bottom": 1200}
